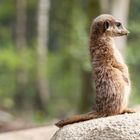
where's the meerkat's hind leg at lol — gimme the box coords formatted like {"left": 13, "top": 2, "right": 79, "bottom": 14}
{"left": 121, "top": 108, "right": 136, "bottom": 114}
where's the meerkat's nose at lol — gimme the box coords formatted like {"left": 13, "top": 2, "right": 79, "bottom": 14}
{"left": 122, "top": 28, "right": 129, "bottom": 35}
{"left": 125, "top": 29, "right": 130, "bottom": 35}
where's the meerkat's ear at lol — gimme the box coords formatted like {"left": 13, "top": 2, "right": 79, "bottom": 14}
{"left": 103, "top": 21, "right": 110, "bottom": 30}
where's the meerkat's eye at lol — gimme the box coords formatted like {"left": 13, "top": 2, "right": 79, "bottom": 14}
{"left": 116, "top": 22, "right": 122, "bottom": 28}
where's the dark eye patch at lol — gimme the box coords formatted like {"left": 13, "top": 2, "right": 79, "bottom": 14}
{"left": 116, "top": 22, "right": 122, "bottom": 28}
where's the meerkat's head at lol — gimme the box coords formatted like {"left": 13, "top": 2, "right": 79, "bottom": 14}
{"left": 91, "top": 14, "right": 129, "bottom": 37}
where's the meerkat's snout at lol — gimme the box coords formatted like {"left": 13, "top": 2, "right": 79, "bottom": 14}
{"left": 117, "top": 23, "right": 129, "bottom": 36}
{"left": 120, "top": 27, "right": 129, "bottom": 36}
{"left": 114, "top": 21, "right": 129, "bottom": 36}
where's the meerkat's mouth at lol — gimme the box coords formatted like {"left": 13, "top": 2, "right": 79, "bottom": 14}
{"left": 117, "top": 30, "right": 129, "bottom": 36}
{"left": 121, "top": 29, "right": 129, "bottom": 36}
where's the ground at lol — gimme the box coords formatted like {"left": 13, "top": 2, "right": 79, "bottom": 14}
{"left": 0, "top": 125, "right": 58, "bottom": 140}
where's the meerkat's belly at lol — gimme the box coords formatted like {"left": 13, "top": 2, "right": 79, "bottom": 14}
{"left": 95, "top": 66, "right": 130, "bottom": 115}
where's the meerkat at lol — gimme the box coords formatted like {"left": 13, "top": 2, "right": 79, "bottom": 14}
{"left": 55, "top": 14, "right": 135, "bottom": 128}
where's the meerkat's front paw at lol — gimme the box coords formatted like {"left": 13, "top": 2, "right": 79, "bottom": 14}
{"left": 121, "top": 108, "right": 136, "bottom": 114}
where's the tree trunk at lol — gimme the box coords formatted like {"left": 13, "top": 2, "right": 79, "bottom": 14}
{"left": 35, "top": 0, "right": 50, "bottom": 111}
{"left": 80, "top": 0, "right": 100, "bottom": 113}
{"left": 99, "top": 0, "right": 130, "bottom": 53}
{"left": 15, "top": 0, "right": 28, "bottom": 108}
{"left": 111, "top": 0, "right": 130, "bottom": 52}
{"left": 80, "top": 70, "right": 94, "bottom": 113}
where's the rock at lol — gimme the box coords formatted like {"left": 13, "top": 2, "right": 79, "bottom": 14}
{"left": 52, "top": 112, "right": 140, "bottom": 140}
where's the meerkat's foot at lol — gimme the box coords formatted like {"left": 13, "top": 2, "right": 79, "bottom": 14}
{"left": 121, "top": 108, "right": 136, "bottom": 114}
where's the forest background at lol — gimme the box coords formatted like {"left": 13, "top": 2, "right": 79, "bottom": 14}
{"left": 0, "top": 0, "right": 139, "bottom": 130}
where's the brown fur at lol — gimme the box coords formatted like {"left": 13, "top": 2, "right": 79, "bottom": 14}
{"left": 55, "top": 14, "right": 135, "bottom": 128}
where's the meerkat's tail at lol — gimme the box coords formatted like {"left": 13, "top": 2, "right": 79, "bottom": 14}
{"left": 55, "top": 111, "right": 99, "bottom": 128}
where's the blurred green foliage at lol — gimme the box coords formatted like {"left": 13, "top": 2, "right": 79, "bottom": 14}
{"left": 126, "top": 0, "right": 140, "bottom": 105}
